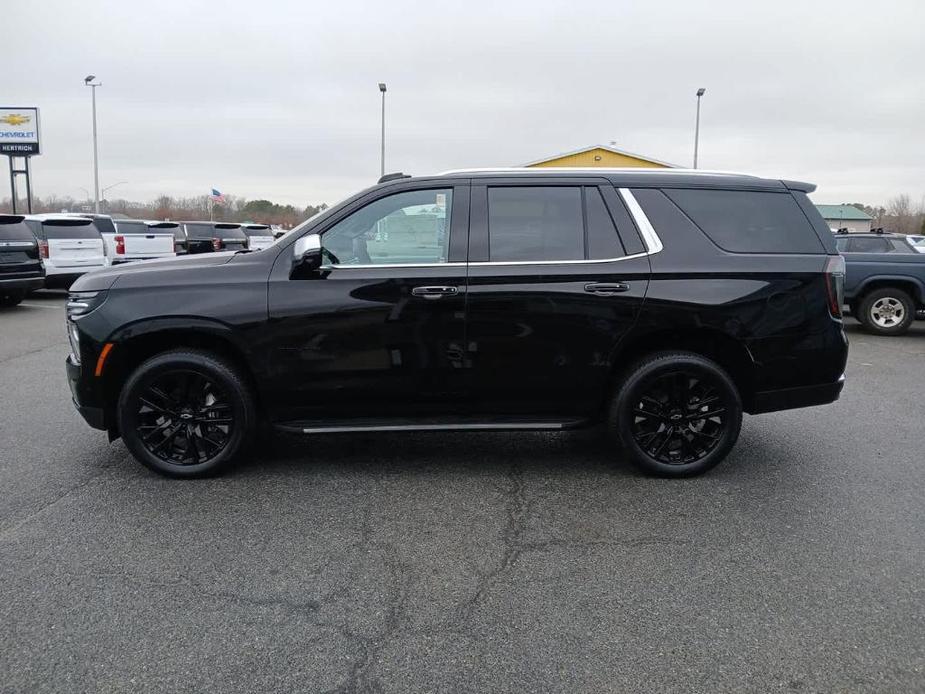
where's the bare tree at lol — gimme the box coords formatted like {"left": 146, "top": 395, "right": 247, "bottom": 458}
{"left": 886, "top": 194, "right": 915, "bottom": 233}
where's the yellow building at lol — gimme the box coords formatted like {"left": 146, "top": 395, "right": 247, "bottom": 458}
{"left": 525, "top": 144, "right": 678, "bottom": 169}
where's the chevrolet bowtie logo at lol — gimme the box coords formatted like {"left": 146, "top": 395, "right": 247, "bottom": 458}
{"left": 1, "top": 114, "right": 31, "bottom": 126}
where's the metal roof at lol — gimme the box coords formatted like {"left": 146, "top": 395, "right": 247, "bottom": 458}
{"left": 815, "top": 204, "right": 872, "bottom": 221}
{"left": 522, "top": 143, "right": 681, "bottom": 168}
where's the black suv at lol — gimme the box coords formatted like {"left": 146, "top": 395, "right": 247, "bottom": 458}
{"left": 66, "top": 169, "right": 848, "bottom": 478}
{"left": 0, "top": 214, "right": 44, "bottom": 306}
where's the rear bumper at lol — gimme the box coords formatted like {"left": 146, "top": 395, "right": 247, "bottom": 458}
{"left": 66, "top": 356, "right": 107, "bottom": 430}
{"left": 749, "top": 374, "right": 845, "bottom": 414}
{"left": 0, "top": 276, "right": 44, "bottom": 292}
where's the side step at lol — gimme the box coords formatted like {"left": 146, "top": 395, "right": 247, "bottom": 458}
{"left": 274, "top": 415, "right": 591, "bottom": 435}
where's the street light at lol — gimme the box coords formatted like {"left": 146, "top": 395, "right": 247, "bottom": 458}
{"left": 102, "top": 180, "right": 127, "bottom": 198}
{"left": 693, "top": 87, "right": 706, "bottom": 169}
{"left": 378, "top": 82, "right": 387, "bottom": 178}
{"left": 84, "top": 75, "right": 102, "bottom": 212}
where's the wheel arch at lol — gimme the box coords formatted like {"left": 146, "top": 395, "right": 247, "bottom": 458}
{"left": 854, "top": 276, "right": 924, "bottom": 306}
{"left": 606, "top": 328, "right": 757, "bottom": 412}
{"left": 99, "top": 320, "right": 262, "bottom": 432}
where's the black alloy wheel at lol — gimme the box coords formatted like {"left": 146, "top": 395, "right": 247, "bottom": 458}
{"left": 631, "top": 371, "right": 727, "bottom": 465}
{"left": 118, "top": 350, "right": 255, "bottom": 477}
{"left": 610, "top": 352, "right": 742, "bottom": 477}
{"left": 135, "top": 370, "right": 234, "bottom": 466}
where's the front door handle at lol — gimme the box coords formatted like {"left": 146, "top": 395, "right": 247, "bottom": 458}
{"left": 412, "top": 285, "right": 459, "bottom": 300}
{"left": 584, "top": 282, "right": 630, "bottom": 295}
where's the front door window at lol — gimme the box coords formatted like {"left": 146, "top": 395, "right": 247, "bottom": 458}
{"left": 321, "top": 189, "right": 453, "bottom": 266}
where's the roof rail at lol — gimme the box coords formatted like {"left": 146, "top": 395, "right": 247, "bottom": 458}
{"left": 378, "top": 172, "right": 411, "bottom": 184}
{"left": 436, "top": 166, "right": 759, "bottom": 177}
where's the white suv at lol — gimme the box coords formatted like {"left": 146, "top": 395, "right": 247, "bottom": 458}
{"left": 25, "top": 215, "right": 106, "bottom": 288}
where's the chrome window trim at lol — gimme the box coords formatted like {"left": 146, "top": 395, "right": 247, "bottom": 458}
{"left": 618, "top": 188, "right": 663, "bottom": 254}
{"left": 311, "top": 187, "right": 663, "bottom": 270}
{"left": 320, "top": 261, "right": 465, "bottom": 270}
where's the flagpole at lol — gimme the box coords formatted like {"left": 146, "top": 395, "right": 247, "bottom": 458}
{"left": 209, "top": 196, "right": 213, "bottom": 222}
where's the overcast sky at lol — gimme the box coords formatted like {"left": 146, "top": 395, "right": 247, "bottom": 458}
{"left": 6, "top": 0, "right": 924, "bottom": 208}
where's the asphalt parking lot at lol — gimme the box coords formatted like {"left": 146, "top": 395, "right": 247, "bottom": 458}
{"left": 0, "top": 291, "right": 922, "bottom": 693}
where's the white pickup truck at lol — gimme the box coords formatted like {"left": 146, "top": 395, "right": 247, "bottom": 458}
{"left": 108, "top": 219, "right": 178, "bottom": 264}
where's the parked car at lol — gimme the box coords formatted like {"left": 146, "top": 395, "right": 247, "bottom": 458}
{"left": 25, "top": 214, "right": 106, "bottom": 288}
{"left": 834, "top": 231, "right": 925, "bottom": 334}
{"left": 0, "top": 214, "right": 45, "bottom": 306}
{"left": 905, "top": 234, "right": 925, "bottom": 253}
{"left": 240, "top": 223, "right": 275, "bottom": 251}
{"left": 66, "top": 168, "right": 847, "bottom": 478}
{"left": 104, "top": 220, "right": 178, "bottom": 264}
{"left": 181, "top": 222, "right": 248, "bottom": 253}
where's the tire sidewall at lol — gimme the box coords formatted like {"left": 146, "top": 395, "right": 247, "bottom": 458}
{"left": 612, "top": 353, "right": 743, "bottom": 477}
{"left": 117, "top": 351, "right": 254, "bottom": 478}
{"left": 860, "top": 289, "right": 914, "bottom": 335}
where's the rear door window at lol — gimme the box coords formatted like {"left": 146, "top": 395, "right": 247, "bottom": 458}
{"left": 663, "top": 189, "right": 823, "bottom": 253}
{"left": 487, "top": 187, "right": 584, "bottom": 262}
{"left": 484, "top": 186, "right": 632, "bottom": 262}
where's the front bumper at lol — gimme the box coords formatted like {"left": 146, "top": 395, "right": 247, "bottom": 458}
{"left": 749, "top": 374, "right": 845, "bottom": 414}
{"left": 66, "top": 356, "right": 107, "bottom": 430}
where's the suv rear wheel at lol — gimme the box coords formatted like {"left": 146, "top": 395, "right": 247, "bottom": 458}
{"left": 858, "top": 288, "right": 914, "bottom": 336}
{"left": 117, "top": 350, "right": 256, "bottom": 478}
{"left": 609, "top": 352, "right": 743, "bottom": 477}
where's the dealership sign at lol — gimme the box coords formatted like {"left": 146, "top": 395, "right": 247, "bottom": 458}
{"left": 0, "top": 107, "right": 41, "bottom": 155}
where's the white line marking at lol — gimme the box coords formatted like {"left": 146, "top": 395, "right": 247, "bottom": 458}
{"left": 19, "top": 303, "right": 61, "bottom": 310}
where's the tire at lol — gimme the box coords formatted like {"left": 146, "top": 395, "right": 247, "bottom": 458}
{"left": 608, "top": 351, "right": 743, "bottom": 478}
{"left": 0, "top": 290, "right": 25, "bottom": 307}
{"left": 858, "top": 288, "right": 914, "bottom": 336}
{"left": 117, "top": 350, "right": 256, "bottom": 478}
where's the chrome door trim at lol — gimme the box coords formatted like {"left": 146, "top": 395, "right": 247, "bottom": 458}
{"left": 618, "top": 188, "right": 663, "bottom": 254}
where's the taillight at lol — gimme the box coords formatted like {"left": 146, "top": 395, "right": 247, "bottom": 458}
{"left": 824, "top": 255, "right": 845, "bottom": 319}
{"left": 212, "top": 237, "right": 223, "bottom": 251}
{"left": 114, "top": 235, "right": 125, "bottom": 255}
{"left": 38, "top": 240, "right": 48, "bottom": 259}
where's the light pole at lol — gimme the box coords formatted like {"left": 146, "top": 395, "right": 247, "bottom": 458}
{"left": 84, "top": 75, "right": 102, "bottom": 212}
{"left": 102, "top": 180, "right": 127, "bottom": 199}
{"left": 693, "top": 87, "right": 706, "bottom": 169}
{"left": 378, "top": 82, "right": 387, "bottom": 177}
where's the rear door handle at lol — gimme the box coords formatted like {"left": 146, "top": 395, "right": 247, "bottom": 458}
{"left": 411, "top": 285, "right": 459, "bottom": 300}
{"left": 584, "top": 282, "right": 630, "bottom": 295}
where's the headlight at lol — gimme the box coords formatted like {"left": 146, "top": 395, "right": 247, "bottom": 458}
{"left": 65, "top": 291, "right": 107, "bottom": 365}
{"left": 66, "top": 290, "right": 107, "bottom": 319}
{"left": 67, "top": 320, "right": 82, "bottom": 365}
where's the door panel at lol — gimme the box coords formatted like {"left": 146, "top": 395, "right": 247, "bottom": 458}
{"left": 464, "top": 180, "right": 650, "bottom": 418}
{"left": 264, "top": 184, "right": 470, "bottom": 422}
{"left": 466, "top": 256, "right": 649, "bottom": 417}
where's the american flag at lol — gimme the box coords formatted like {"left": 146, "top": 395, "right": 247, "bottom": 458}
{"left": 210, "top": 188, "right": 226, "bottom": 204}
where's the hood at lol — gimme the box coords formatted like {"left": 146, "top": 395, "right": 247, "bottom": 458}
{"left": 70, "top": 252, "right": 238, "bottom": 292}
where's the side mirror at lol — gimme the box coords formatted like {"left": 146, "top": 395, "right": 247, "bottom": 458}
{"left": 291, "top": 234, "right": 323, "bottom": 278}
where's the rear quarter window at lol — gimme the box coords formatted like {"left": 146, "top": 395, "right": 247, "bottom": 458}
{"left": 663, "top": 189, "right": 824, "bottom": 254}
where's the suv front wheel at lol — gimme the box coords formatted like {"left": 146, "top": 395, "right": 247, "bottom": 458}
{"left": 117, "top": 349, "right": 256, "bottom": 478}
{"left": 609, "top": 352, "right": 743, "bottom": 477}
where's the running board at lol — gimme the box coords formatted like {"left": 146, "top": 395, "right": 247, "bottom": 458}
{"left": 274, "top": 416, "right": 590, "bottom": 435}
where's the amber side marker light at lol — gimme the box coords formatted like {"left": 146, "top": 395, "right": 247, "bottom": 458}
{"left": 95, "top": 343, "right": 114, "bottom": 377}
